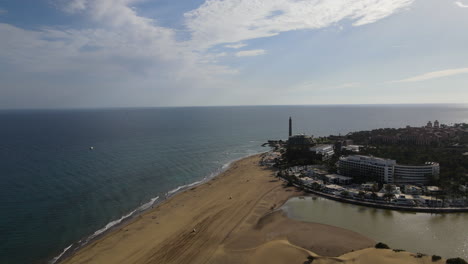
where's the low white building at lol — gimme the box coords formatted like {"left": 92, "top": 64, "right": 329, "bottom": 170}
{"left": 310, "top": 144, "right": 334, "bottom": 161}
{"left": 323, "top": 184, "right": 344, "bottom": 193}
{"left": 305, "top": 168, "right": 329, "bottom": 177}
{"left": 425, "top": 186, "right": 442, "bottom": 195}
{"left": 341, "top": 145, "right": 361, "bottom": 153}
{"left": 325, "top": 174, "right": 353, "bottom": 185}
{"left": 380, "top": 184, "right": 401, "bottom": 194}
{"left": 403, "top": 185, "right": 423, "bottom": 195}
{"left": 361, "top": 183, "right": 378, "bottom": 191}
{"left": 300, "top": 177, "right": 320, "bottom": 185}
{"left": 393, "top": 195, "right": 415, "bottom": 206}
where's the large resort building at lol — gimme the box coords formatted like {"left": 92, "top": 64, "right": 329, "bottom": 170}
{"left": 393, "top": 163, "right": 440, "bottom": 185}
{"left": 338, "top": 155, "right": 439, "bottom": 185}
{"left": 338, "top": 155, "right": 396, "bottom": 183}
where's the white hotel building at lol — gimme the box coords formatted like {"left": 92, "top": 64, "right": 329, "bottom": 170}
{"left": 338, "top": 155, "right": 396, "bottom": 183}
{"left": 338, "top": 155, "right": 439, "bottom": 185}
{"left": 393, "top": 163, "right": 439, "bottom": 185}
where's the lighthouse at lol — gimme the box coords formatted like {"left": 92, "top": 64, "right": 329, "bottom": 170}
{"left": 289, "top": 117, "right": 292, "bottom": 137}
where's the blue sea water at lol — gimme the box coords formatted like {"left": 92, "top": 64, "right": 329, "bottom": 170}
{"left": 0, "top": 105, "right": 467, "bottom": 264}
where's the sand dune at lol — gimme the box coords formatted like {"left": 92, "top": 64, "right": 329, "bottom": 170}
{"left": 60, "top": 154, "right": 444, "bottom": 264}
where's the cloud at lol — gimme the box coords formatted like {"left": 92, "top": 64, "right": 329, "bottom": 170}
{"left": 235, "top": 49, "right": 266, "bottom": 57}
{"left": 0, "top": 0, "right": 420, "bottom": 108}
{"left": 184, "top": 0, "right": 414, "bottom": 50}
{"left": 0, "top": 0, "right": 237, "bottom": 108}
{"left": 390, "top": 68, "right": 468, "bottom": 83}
{"left": 0, "top": 8, "right": 7, "bottom": 15}
{"left": 455, "top": 1, "right": 468, "bottom": 8}
{"left": 63, "top": 0, "right": 87, "bottom": 13}
{"left": 224, "top": 42, "right": 247, "bottom": 49}
{"left": 294, "top": 82, "right": 362, "bottom": 92}
{"left": 332, "top": 82, "right": 362, "bottom": 89}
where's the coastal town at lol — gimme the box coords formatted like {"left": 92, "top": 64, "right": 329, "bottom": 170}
{"left": 262, "top": 118, "right": 468, "bottom": 211}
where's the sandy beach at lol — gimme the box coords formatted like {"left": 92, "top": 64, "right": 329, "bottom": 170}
{"left": 60, "top": 154, "right": 444, "bottom": 264}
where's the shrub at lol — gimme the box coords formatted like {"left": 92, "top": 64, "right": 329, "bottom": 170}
{"left": 393, "top": 249, "right": 405, "bottom": 252}
{"left": 432, "top": 255, "right": 442, "bottom": 261}
{"left": 375, "top": 242, "right": 390, "bottom": 249}
{"left": 304, "top": 255, "right": 315, "bottom": 264}
{"left": 446, "top": 258, "right": 467, "bottom": 264}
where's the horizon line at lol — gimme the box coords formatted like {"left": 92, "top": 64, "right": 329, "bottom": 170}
{"left": 0, "top": 102, "right": 467, "bottom": 111}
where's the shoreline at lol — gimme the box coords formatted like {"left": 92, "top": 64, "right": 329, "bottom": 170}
{"left": 51, "top": 152, "right": 265, "bottom": 264}
{"left": 302, "top": 187, "right": 468, "bottom": 213}
{"left": 56, "top": 154, "right": 453, "bottom": 264}
{"left": 57, "top": 154, "right": 378, "bottom": 264}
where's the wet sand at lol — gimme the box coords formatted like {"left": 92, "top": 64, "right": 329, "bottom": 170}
{"left": 60, "top": 154, "right": 440, "bottom": 264}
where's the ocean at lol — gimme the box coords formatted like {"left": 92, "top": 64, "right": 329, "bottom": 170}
{"left": 0, "top": 104, "right": 467, "bottom": 264}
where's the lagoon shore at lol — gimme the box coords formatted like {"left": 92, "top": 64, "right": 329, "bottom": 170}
{"left": 59, "top": 154, "right": 441, "bottom": 264}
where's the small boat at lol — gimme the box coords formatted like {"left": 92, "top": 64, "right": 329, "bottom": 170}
{"left": 89, "top": 146, "right": 94, "bottom": 150}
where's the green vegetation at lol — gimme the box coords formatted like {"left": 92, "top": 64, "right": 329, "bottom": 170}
{"left": 304, "top": 255, "right": 315, "bottom": 263}
{"left": 341, "top": 124, "right": 468, "bottom": 189}
{"left": 358, "top": 191, "right": 366, "bottom": 199}
{"left": 446, "top": 258, "right": 467, "bottom": 264}
{"left": 375, "top": 242, "right": 390, "bottom": 249}
{"left": 359, "top": 145, "right": 467, "bottom": 190}
{"left": 432, "top": 255, "right": 442, "bottom": 261}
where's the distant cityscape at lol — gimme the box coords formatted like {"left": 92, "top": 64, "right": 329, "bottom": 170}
{"left": 262, "top": 118, "right": 468, "bottom": 210}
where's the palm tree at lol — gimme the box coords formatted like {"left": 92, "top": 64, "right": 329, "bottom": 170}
{"left": 384, "top": 193, "right": 395, "bottom": 202}
{"left": 358, "top": 191, "right": 366, "bottom": 199}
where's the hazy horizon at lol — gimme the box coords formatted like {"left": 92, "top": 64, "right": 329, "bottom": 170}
{"left": 1, "top": 0, "right": 467, "bottom": 108}
{"left": 1, "top": 102, "right": 468, "bottom": 111}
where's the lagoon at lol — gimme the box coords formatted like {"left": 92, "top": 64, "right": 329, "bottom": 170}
{"left": 282, "top": 196, "right": 468, "bottom": 259}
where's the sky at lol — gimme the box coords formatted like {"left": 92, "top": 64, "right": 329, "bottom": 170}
{"left": 0, "top": 0, "right": 467, "bottom": 109}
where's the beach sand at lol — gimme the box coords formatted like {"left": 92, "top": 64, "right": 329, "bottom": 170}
{"left": 60, "top": 154, "right": 443, "bottom": 264}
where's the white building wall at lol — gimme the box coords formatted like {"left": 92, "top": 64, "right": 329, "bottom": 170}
{"left": 338, "top": 155, "right": 438, "bottom": 185}
{"left": 393, "top": 163, "right": 440, "bottom": 185}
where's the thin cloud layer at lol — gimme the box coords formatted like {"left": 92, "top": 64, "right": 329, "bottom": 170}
{"left": 5, "top": 0, "right": 455, "bottom": 108}
{"left": 391, "top": 68, "right": 468, "bottom": 83}
{"left": 455, "top": 1, "right": 468, "bottom": 8}
{"left": 235, "top": 49, "right": 266, "bottom": 57}
{"left": 185, "top": 0, "right": 414, "bottom": 50}
{"left": 1, "top": 0, "right": 414, "bottom": 76}
{"left": 225, "top": 43, "right": 247, "bottom": 49}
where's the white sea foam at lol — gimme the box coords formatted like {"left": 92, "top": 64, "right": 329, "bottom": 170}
{"left": 167, "top": 179, "right": 205, "bottom": 197}
{"left": 49, "top": 151, "right": 264, "bottom": 264}
{"left": 50, "top": 196, "right": 160, "bottom": 263}
{"left": 49, "top": 244, "right": 72, "bottom": 264}
{"left": 85, "top": 196, "right": 160, "bottom": 243}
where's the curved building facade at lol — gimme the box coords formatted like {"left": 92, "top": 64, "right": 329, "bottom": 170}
{"left": 338, "top": 155, "right": 439, "bottom": 185}
{"left": 394, "top": 163, "right": 439, "bottom": 185}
